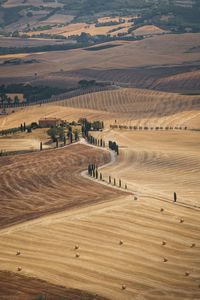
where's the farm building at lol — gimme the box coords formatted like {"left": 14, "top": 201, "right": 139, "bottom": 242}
{"left": 39, "top": 118, "right": 62, "bottom": 128}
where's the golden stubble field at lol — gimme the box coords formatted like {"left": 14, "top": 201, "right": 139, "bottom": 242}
{"left": 0, "top": 44, "right": 200, "bottom": 298}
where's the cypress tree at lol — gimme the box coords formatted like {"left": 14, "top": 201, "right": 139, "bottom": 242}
{"left": 114, "top": 178, "right": 116, "bottom": 186}
{"left": 92, "top": 168, "right": 95, "bottom": 178}
{"left": 174, "top": 192, "right": 177, "bottom": 202}
{"left": 40, "top": 142, "right": 42, "bottom": 151}
{"left": 125, "top": 184, "right": 127, "bottom": 190}
{"left": 23, "top": 122, "right": 26, "bottom": 132}
{"left": 119, "top": 179, "right": 121, "bottom": 188}
{"left": 63, "top": 136, "right": 66, "bottom": 146}
{"left": 56, "top": 139, "right": 58, "bottom": 148}
{"left": 95, "top": 169, "right": 98, "bottom": 179}
{"left": 116, "top": 145, "right": 119, "bottom": 155}
{"left": 70, "top": 132, "right": 73, "bottom": 144}
{"left": 109, "top": 176, "right": 111, "bottom": 184}
{"left": 20, "top": 124, "right": 23, "bottom": 132}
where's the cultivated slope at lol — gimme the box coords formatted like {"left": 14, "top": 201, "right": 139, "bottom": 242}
{"left": 0, "top": 143, "right": 124, "bottom": 228}
{"left": 56, "top": 88, "right": 200, "bottom": 128}
{"left": 0, "top": 195, "right": 199, "bottom": 300}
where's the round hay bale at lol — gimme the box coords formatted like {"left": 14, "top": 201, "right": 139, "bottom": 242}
{"left": 160, "top": 208, "right": 164, "bottom": 212}
{"left": 191, "top": 243, "right": 196, "bottom": 248}
{"left": 134, "top": 196, "right": 138, "bottom": 200}
{"left": 185, "top": 271, "right": 190, "bottom": 276}
{"left": 75, "top": 253, "right": 80, "bottom": 258}
{"left": 17, "top": 267, "right": 22, "bottom": 272}
{"left": 180, "top": 218, "right": 184, "bottom": 223}
{"left": 121, "top": 284, "right": 126, "bottom": 290}
{"left": 74, "top": 245, "right": 79, "bottom": 250}
{"left": 163, "top": 257, "right": 168, "bottom": 262}
{"left": 119, "top": 240, "right": 123, "bottom": 245}
{"left": 16, "top": 250, "right": 21, "bottom": 256}
{"left": 162, "top": 241, "right": 166, "bottom": 246}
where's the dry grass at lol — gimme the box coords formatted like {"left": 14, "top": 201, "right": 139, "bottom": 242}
{"left": 0, "top": 194, "right": 199, "bottom": 300}
{"left": 133, "top": 25, "right": 167, "bottom": 36}
{"left": 28, "top": 21, "right": 131, "bottom": 38}
{"left": 0, "top": 128, "right": 51, "bottom": 152}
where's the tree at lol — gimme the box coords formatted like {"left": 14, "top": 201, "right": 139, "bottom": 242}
{"left": 74, "top": 130, "right": 79, "bottom": 142}
{"left": 174, "top": 192, "right": 177, "bottom": 202}
{"left": 48, "top": 126, "right": 64, "bottom": 142}
{"left": 14, "top": 95, "right": 20, "bottom": 105}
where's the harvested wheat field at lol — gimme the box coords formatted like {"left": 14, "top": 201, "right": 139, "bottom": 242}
{"left": 56, "top": 88, "right": 200, "bottom": 129}
{"left": 0, "top": 128, "right": 51, "bottom": 152}
{"left": 91, "top": 129, "right": 200, "bottom": 207}
{"left": 0, "top": 33, "right": 200, "bottom": 86}
{"left": 0, "top": 191, "right": 199, "bottom": 300}
{"left": 0, "top": 143, "right": 123, "bottom": 228}
{"left": 0, "top": 105, "right": 115, "bottom": 131}
{"left": 0, "top": 270, "right": 108, "bottom": 300}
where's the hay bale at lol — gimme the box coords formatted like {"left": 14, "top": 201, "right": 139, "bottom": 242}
{"left": 16, "top": 250, "right": 21, "bottom": 256}
{"left": 185, "top": 271, "right": 190, "bottom": 276}
{"left": 180, "top": 218, "right": 184, "bottom": 223}
{"left": 74, "top": 245, "right": 79, "bottom": 250}
{"left": 75, "top": 253, "right": 80, "bottom": 258}
{"left": 163, "top": 258, "right": 168, "bottom": 262}
{"left": 119, "top": 240, "right": 123, "bottom": 245}
{"left": 121, "top": 284, "right": 126, "bottom": 290}
{"left": 162, "top": 241, "right": 166, "bottom": 246}
{"left": 160, "top": 208, "right": 164, "bottom": 212}
{"left": 191, "top": 243, "right": 196, "bottom": 248}
{"left": 134, "top": 196, "right": 138, "bottom": 200}
{"left": 17, "top": 267, "right": 22, "bottom": 272}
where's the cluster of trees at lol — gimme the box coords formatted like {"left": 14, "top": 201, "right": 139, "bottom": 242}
{"left": 108, "top": 141, "right": 119, "bottom": 155}
{"left": 95, "top": 19, "right": 125, "bottom": 27}
{"left": 47, "top": 125, "right": 79, "bottom": 145}
{"left": 79, "top": 118, "right": 104, "bottom": 137}
{"left": 0, "top": 84, "right": 68, "bottom": 106}
{"left": 78, "top": 80, "right": 97, "bottom": 88}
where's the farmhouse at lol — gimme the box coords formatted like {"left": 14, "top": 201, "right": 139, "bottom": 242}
{"left": 39, "top": 118, "right": 62, "bottom": 128}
